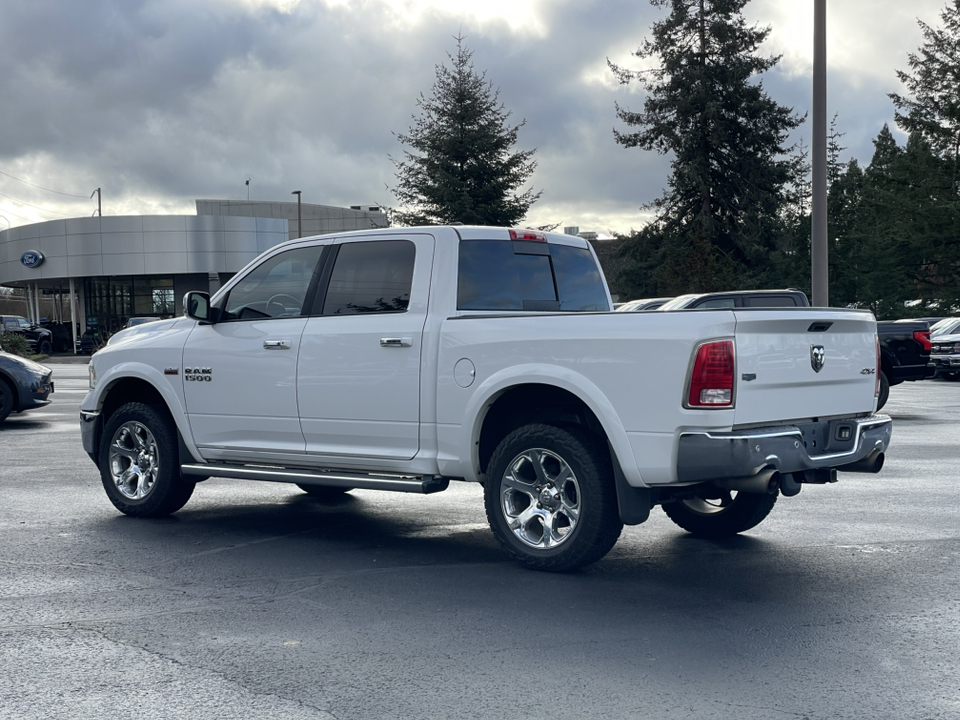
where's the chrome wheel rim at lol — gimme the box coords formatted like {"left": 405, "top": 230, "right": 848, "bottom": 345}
{"left": 681, "top": 490, "right": 736, "bottom": 515}
{"left": 500, "top": 448, "right": 581, "bottom": 549}
{"left": 108, "top": 421, "right": 160, "bottom": 500}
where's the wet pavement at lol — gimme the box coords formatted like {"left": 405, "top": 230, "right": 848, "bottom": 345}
{"left": 1, "top": 365, "right": 958, "bottom": 719}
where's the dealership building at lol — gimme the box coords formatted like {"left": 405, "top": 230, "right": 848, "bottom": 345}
{"left": 0, "top": 199, "right": 388, "bottom": 349}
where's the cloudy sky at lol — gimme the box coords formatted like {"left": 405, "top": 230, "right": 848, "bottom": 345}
{"left": 0, "top": 0, "right": 950, "bottom": 236}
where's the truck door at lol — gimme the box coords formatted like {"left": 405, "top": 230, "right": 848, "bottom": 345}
{"left": 182, "top": 244, "right": 324, "bottom": 460}
{"left": 297, "top": 234, "right": 434, "bottom": 461}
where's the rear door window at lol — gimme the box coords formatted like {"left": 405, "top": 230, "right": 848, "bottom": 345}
{"left": 320, "top": 240, "right": 415, "bottom": 315}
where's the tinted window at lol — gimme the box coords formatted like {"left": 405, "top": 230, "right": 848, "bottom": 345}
{"left": 222, "top": 245, "right": 323, "bottom": 321}
{"left": 458, "top": 240, "right": 607, "bottom": 312}
{"left": 551, "top": 244, "right": 610, "bottom": 311}
{"left": 322, "top": 240, "right": 415, "bottom": 315}
{"left": 744, "top": 295, "right": 799, "bottom": 307}
{"left": 694, "top": 298, "right": 736, "bottom": 309}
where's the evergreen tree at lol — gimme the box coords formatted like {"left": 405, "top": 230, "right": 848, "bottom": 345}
{"left": 889, "top": 0, "right": 960, "bottom": 192}
{"left": 391, "top": 35, "right": 540, "bottom": 227}
{"left": 609, "top": 0, "right": 803, "bottom": 294}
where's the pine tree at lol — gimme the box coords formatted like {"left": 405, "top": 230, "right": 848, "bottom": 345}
{"left": 609, "top": 0, "right": 802, "bottom": 294}
{"left": 889, "top": 0, "right": 960, "bottom": 192}
{"left": 391, "top": 35, "right": 540, "bottom": 227}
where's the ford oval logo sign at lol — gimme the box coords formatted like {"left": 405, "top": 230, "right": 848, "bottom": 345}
{"left": 21, "top": 250, "right": 44, "bottom": 268}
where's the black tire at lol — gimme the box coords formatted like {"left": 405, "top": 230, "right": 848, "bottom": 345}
{"left": 877, "top": 371, "right": 890, "bottom": 410}
{"left": 663, "top": 488, "right": 777, "bottom": 538}
{"left": 484, "top": 423, "right": 622, "bottom": 572}
{"left": 296, "top": 484, "right": 352, "bottom": 500}
{"left": 99, "top": 402, "right": 195, "bottom": 517}
{"left": 0, "top": 378, "right": 14, "bottom": 422}
{"left": 38, "top": 340, "right": 52, "bottom": 356}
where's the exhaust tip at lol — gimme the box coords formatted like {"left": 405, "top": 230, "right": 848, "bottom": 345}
{"left": 767, "top": 471, "right": 781, "bottom": 495}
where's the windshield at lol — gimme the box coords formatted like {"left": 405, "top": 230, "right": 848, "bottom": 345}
{"left": 931, "top": 318, "right": 960, "bottom": 336}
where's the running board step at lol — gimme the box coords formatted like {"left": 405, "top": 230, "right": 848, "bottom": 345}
{"left": 181, "top": 463, "right": 449, "bottom": 494}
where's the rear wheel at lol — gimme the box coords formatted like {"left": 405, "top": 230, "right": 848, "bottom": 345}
{"left": 0, "top": 378, "right": 14, "bottom": 422}
{"left": 99, "top": 402, "right": 195, "bottom": 517}
{"left": 484, "top": 423, "right": 622, "bottom": 572}
{"left": 296, "top": 484, "right": 352, "bottom": 500}
{"left": 663, "top": 487, "right": 777, "bottom": 538}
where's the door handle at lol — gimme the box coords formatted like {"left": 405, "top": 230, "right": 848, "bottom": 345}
{"left": 263, "top": 340, "right": 291, "bottom": 349}
{"left": 380, "top": 337, "right": 412, "bottom": 348}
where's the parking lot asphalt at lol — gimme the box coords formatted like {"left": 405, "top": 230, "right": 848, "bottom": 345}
{"left": 1, "top": 363, "right": 958, "bottom": 719}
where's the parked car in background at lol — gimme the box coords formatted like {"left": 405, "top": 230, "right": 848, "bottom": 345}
{"left": 657, "top": 289, "right": 810, "bottom": 310}
{"left": 931, "top": 329, "right": 960, "bottom": 380}
{"left": 0, "top": 315, "right": 53, "bottom": 355}
{"left": 0, "top": 351, "right": 53, "bottom": 422}
{"left": 124, "top": 316, "right": 162, "bottom": 329}
{"left": 876, "top": 320, "right": 934, "bottom": 407}
{"left": 40, "top": 321, "right": 74, "bottom": 353}
{"left": 615, "top": 297, "right": 673, "bottom": 312}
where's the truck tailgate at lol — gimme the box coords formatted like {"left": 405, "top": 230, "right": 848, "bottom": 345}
{"left": 733, "top": 309, "right": 878, "bottom": 425}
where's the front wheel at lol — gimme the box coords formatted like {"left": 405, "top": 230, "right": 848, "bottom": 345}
{"left": 99, "top": 402, "right": 195, "bottom": 517}
{"left": 663, "top": 488, "right": 777, "bottom": 538}
{"left": 484, "top": 423, "right": 622, "bottom": 572}
{"left": 0, "top": 378, "right": 14, "bottom": 422}
{"left": 38, "top": 340, "right": 53, "bottom": 356}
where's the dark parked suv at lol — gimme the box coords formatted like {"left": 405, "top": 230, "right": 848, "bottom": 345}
{"left": 656, "top": 289, "right": 810, "bottom": 310}
{"left": 0, "top": 315, "right": 54, "bottom": 355}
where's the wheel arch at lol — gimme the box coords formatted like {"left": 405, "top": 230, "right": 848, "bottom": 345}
{"left": 89, "top": 365, "right": 202, "bottom": 465}
{"left": 465, "top": 370, "right": 649, "bottom": 524}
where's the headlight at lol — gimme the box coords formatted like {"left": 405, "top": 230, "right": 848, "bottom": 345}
{"left": 89, "top": 363, "right": 97, "bottom": 389}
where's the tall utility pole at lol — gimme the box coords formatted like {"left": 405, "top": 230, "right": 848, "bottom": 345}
{"left": 811, "top": 0, "right": 828, "bottom": 306}
{"left": 91, "top": 188, "right": 102, "bottom": 217}
{"left": 291, "top": 190, "right": 302, "bottom": 238}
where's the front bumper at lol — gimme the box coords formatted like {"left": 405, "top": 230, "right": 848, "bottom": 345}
{"left": 80, "top": 410, "right": 101, "bottom": 460}
{"left": 20, "top": 372, "right": 54, "bottom": 411}
{"left": 932, "top": 354, "right": 960, "bottom": 370}
{"left": 677, "top": 414, "right": 892, "bottom": 483}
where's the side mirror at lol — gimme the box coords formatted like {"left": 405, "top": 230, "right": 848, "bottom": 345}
{"left": 184, "top": 291, "right": 212, "bottom": 323}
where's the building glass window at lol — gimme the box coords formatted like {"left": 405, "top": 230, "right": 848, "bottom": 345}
{"left": 84, "top": 276, "right": 175, "bottom": 333}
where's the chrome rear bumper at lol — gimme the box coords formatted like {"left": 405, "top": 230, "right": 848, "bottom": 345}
{"left": 676, "top": 414, "right": 892, "bottom": 483}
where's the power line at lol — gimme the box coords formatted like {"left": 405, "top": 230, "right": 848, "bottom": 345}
{"left": 0, "top": 206, "right": 33, "bottom": 222}
{"left": 0, "top": 167, "right": 91, "bottom": 199}
{"left": 0, "top": 189, "right": 76, "bottom": 218}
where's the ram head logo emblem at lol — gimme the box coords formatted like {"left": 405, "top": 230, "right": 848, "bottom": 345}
{"left": 810, "top": 345, "right": 825, "bottom": 373}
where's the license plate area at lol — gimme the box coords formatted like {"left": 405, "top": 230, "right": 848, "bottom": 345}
{"left": 795, "top": 419, "right": 857, "bottom": 456}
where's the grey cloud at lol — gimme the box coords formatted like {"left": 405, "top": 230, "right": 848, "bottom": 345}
{"left": 0, "top": 0, "right": 948, "bottom": 232}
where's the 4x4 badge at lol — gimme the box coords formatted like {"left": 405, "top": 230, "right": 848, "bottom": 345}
{"left": 811, "top": 345, "right": 825, "bottom": 373}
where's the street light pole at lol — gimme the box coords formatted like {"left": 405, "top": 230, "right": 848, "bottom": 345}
{"left": 811, "top": 0, "right": 828, "bottom": 306}
{"left": 291, "top": 190, "right": 302, "bottom": 238}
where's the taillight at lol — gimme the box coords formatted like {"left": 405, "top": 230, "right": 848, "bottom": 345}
{"left": 509, "top": 228, "right": 547, "bottom": 242}
{"left": 913, "top": 330, "right": 932, "bottom": 353}
{"left": 687, "top": 340, "right": 735, "bottom": 408}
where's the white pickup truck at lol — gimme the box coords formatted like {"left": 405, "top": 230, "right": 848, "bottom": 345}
{"left": 80, "top": 226, "right": 892, "bottom": 571}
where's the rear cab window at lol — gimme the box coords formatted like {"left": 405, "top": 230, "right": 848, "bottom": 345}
{"left": 457, "top": 237, "right": 609, "bottom": 312}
